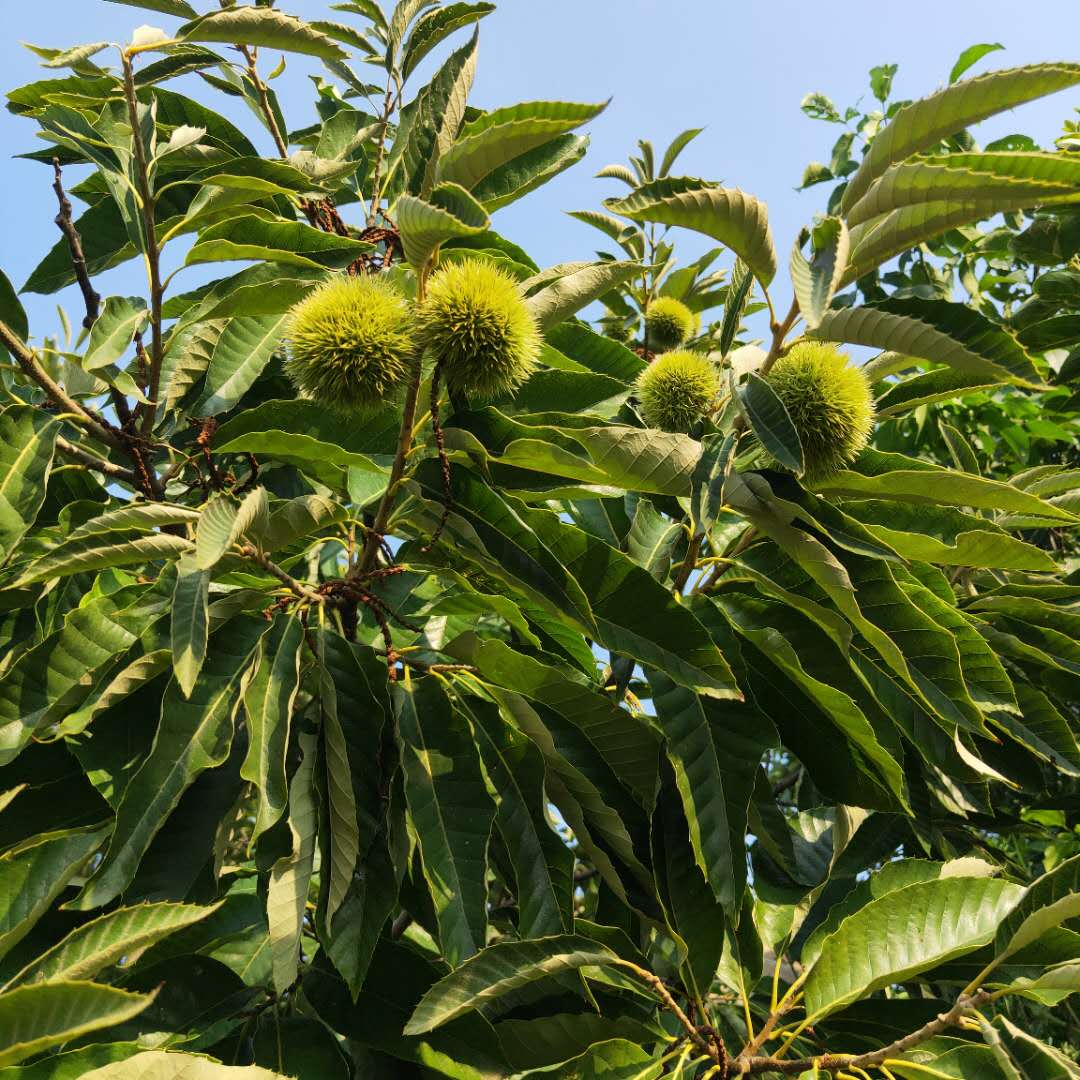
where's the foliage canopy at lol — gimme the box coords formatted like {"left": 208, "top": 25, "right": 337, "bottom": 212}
{"left": 0, "top": 4, "right": 1079, "bottom": 1078}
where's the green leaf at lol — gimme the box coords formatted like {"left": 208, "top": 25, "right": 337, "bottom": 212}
{"left": 395, "top": 678, "right": 495, "bottom": 966}
{"left": 186, "top": 215, "right": 374, "bottom": 271}
{"left": 195, "top": 494, "right": 240, "bottom": 569}
{"left": 0, "top": 588, "right": 156, "bottom": 763}
{"left": 193, "top": 314, "right": 289, "bottom": 416}
{"left": 83, "top": 297, "right": 148, "bottom": 371}
{"left": 660, "top": 128, "right": 704, "bottom": 178}
{"left": 402, "top": 2, "right": 494, "bottom": 81}
{"left": 15, "top": 533, "right": 193, "bottom": 587}
{"left": 461, "top": 697, "right": 573, "bottom": 938}
{"left": 649, "top": 669, "right": 770, "bottom": 911}
{"left": 267, "top": 730, "right": 317, "bottom": 994}
{"left": 457, "top": 634, "right": 659, "bottom": 809}
{"left": 437, "top": 101, "right": 606, "bottom": 191}
{"left": 740, "top": 372, "right": 805, "bottom": 474}
{"left": 105, "top": 0, "right": 197, "bottom": 15}
{"left": 840, "top": 63, "right": 1080, "bottom": 214}
{"left": 626, "top": 499, "right": 681, "bottom": 580}
{"left": 317, "top": 661, "right": 359, "bottom": 933}
{"left": 803, "top": 876, "right": 1025, "bottom": 1022}
{"left": 0, "top": 983, "right": 156, "bottom": 1068}
{"left": 606, "top": 179, "right": 777, "bottom": 287}
{"left": 814, "top": 459, "right": 1078, "bottom": 523}
{"left": 79, "top": 1051, "right": 292, "bottom": 1078}
{"left": 524, "top": 261, "right": 642, "bottom": 331}
{"left": 386, "top": 30, "right": 478, "bottom": 198}
{"left": 0, "top": 405, "right": 60, "bottom": 564}
{"left": 0, "top": 828, "right": 106, "bottom": 963}
{"left": 842, "top": 501, "right": 1057, "bottom": 571}
{"left": 950, "top": 43, "right": 1006, "bottom": 83}
{"left": 171, "top": 554, "right": 210, "bottom": 698}
{"left": 405, "top": 935, "right": 618, "bottom": 1034}
{"left": 71, "top": 618, "right": 266, "bottom": 909}
{"left": 846, "top": 152, "right": 1080, "bottom": 229}
{"left": 790, "top": 217, "right": 849, "bottom": 329}
{"left": 993, "top": 854, "right": 1080, "bottom": 963}
{"left": 472, "top": 133, "right": 589, "bottom": 213}
{"left": 720, "top": 259, "right": 754, "bottom": 357}
{"left": 240, "top": 615, "right": 304, "bottom": 843}
{"left": 66, "top": 503, "right": 201, "bottom": 541}
{"left": 875, "top": 367, "right": 1004, "bottom": 417}
{"left": 178, "top": 8, "right": 350, "bottom": 60}
{"left": 812, "top": 299, "right": 1043, "bottom": 386}
{"left": 396, "top": 181, "right": 490, "bottom": 270}
{"left": 3, "top": 902, "right": 219, "bottom": 988}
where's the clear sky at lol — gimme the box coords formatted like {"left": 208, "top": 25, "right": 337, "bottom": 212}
{"left": 2, "top": 1, "right": 1079, "bottom": 341}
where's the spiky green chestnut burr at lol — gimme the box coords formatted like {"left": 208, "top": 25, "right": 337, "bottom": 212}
{"left": 284, "top": 275, "right": 416, "bottom": 412}
{"left": 636, "top": 350, "right": 719, "bottom": 432}
{"left": 416, "top": 259, "right": 541, "bottom": 399}
{"left": 644, "top": 296, "right": 697, "bottom": 350}
{"left": 764, "top": 341, "right": 875, "bottom": 479}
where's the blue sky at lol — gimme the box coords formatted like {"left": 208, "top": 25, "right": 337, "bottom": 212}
{"left": 2, "top": 0, "right": 1078, "bottom": 342}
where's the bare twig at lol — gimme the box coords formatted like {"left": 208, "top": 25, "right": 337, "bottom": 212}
{"left": 237, "top": 543, "right": 325, "bottom": 604}
{"left": 55, "top": 436, "right": 137, "bottom": 483}
{"left": 49, "top": 159, "right": 100, "bottom": 330}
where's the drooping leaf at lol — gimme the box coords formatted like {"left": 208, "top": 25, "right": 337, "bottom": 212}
{"left": 405, "top": 935, "right": 618, "bottom": 1034}
{"left": 606, "top": 179, "right": 777, "bottom": 287}
{"left": 396, "top": 181, "right": 490, "bottom": 270}
{"left": 740, "top": 373, "right": 805, "bottom": 474}
{"left": 71, "top": 619, "right": 266, "bottom": 909}
{"left": 267, "top": 730, "right": 318, "bottom": 994}
{"left": 79, "top": 1051, "right": 292, "bottom": 1078}
{"left": 803, "top": 876, "right": 1025, "bottom": 1022}
{"left": 0, "top": 405, "right": 60, "bottom": 564}
{"left": 402, "top": 2, "right": 494, "bottom": 81}
{"left": 178, "top": 8, "right": 350, "bottom": 60}
{"left": 790, "top": 216, "right": 849, "bottom": 328}
{"left": 394, "top": 676, "right": 496, "bottom": 966}
{"left": 437, "top": 100, "right": 606, "bottom": 191}
{"left": 840, "top": 63, "right": 1080, "bottom": 213}
{"left": 186, "top": 216, "right": 374, "bottom": 271}
{"left": 812, "top": 298, "right": 1043, "bottom": 386}
{"left": 524, "top": 261, "right": 642, "bottom": 331}
{"left": 0, "top": 827, "right": 106, "bottom": 963}
{"left": 240, "top": 615, "right": 305, "bottom": 843}
{"left": 4, "top": 902, "right": 220, "bottom": 988}
{"left": 193, "top": 314, "right": 289, "bottom": 416}
{"left": 0, "top": 983, "right": 156, "bottom": 1068}
{"left": 170, "top": 554, "right": 210, "bottom": 699}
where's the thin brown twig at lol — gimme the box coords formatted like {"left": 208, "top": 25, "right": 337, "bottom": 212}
{"left": 733, "top": 990, "right": 995, "bottom": 1075}
{"left": 49, "top": 158, "right": 100, "bottom": 330}
{"left": 618, "top": 961, "right": 720, "bottom": 1066}
{"left": 55, "top": 436, "right": 137, "bottom": 483}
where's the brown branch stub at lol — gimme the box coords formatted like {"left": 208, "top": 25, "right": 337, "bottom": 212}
{"left": 50, "top": 158, "right": 100, "bottom": 330}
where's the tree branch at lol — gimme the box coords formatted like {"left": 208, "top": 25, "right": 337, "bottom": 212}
{"left": 49, "top": 158, "right": 100, "bottom": 330}
{"left": 237, "top": 543, "right": 324, "bottom": 604}
{"left": 734, "top": 990, "right": 995, "bottom": 1075}
{"left": 55, "top": 436, "right": 137, "bottom": 483}
{"left": 0, "top": 318, "right": 124, "bottom": 451}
